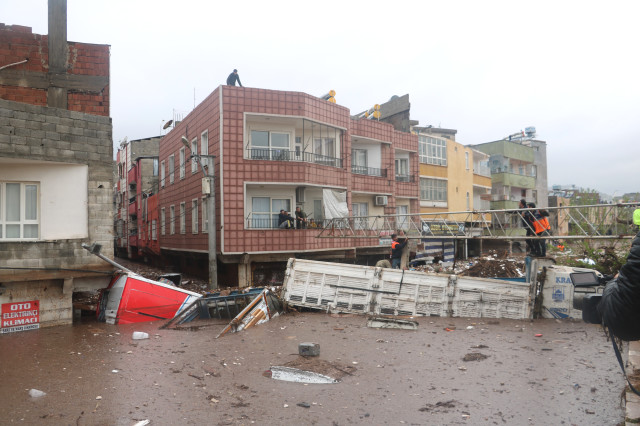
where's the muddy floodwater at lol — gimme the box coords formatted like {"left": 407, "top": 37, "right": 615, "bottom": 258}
{"left": 0, "top": 314, "right": 625, "bottom": 425}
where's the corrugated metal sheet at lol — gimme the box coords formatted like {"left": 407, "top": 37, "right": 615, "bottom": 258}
{"left": 283, "top": 259, "right": 532, "bottom": 319}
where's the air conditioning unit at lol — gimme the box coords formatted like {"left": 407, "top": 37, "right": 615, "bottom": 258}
{"left": 375, "top": 195, "right": 388, "bottom": 206}
{"left": 296, "top": 187, "right": 305, "bottom": 203}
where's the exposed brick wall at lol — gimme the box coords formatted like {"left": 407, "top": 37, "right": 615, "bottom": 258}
{"left": 0, "top": 99, "right": 113, "bottom": 275}
{"left": 0, "top": 24, "right": 110, "bottom": 116}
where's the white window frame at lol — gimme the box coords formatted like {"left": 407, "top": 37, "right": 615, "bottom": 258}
{"left": 169, "top": 155, "right": 175, "bottom": 184}
{"left": 192, "top": 199, "right": 198, "bottom": 234}
{"left": 395, "top": 158, "right": 409, "bottom": 179}
{"left": 191, "top": 137, "right": 198, "bottom": 174}
{"left": 0, "top": 181, "right": 40, "bottom": 240}
{"left": 170, "top": 205, "right": 175, "bottom": 235}
{"left": 249, "top": 130, "right": 292, "bottom": 160}
{"left": 418, "top": 135, "right": 447, "bottom": 166}
{"left": 420, "top": 177, "right": 448, "bottom": 202}
{"left": 249, "top": 196, "right": 291, "bottom": 229}
{"left": 179, "top": 147, "right": 186, "bottom": 180}
{"left": 201, "top": 130, "right": 209, "bottom": 169}
{"left": 160, "top": 207, "right": 165, "bottom": 236}
{"left": 202, "top": 197, "right": 208, "bottom": 233}
{"left": 180, "top": 202, "right": 186, "bottom": 234}
{"left": 352, "top": 148, "right": 367, "bottom": 174}
{"left": 152, "top": 220, "right": 157, "bottom": 240}
{"left": 160, "top": 160, "right": 165, "bottom": 188}
{"left": 352, "top": 202, "right": 369, "bottom": 230}
{"left": 313, "top": 137, "right": 336, "bottom": 158}
{"left": 465, "top": 152, "right": 469, "bottom": 170}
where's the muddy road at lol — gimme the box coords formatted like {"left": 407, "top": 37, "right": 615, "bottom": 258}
{"left": 0, "top": 314, "right": 625, "bottom": 425}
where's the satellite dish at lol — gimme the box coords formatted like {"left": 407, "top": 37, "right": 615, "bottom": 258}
{"left": 163, "top": 120, "right": 173, "bottom": 130}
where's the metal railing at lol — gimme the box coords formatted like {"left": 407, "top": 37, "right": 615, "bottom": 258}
{"left": 246, "top": 148, "right": 343, "bottom": 168}
{"left": 245, "top": 212, "right": 326, "bottom": 230}
{"left": 395, "top": 174, "right": 415, "bottom": 183}
{"left": 351, "top": 165, "right": 387, "bottom": 177}
{"left": 316, "top": 203, "right": 640, "bottom": 241}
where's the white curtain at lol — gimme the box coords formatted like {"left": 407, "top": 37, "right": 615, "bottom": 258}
{"left": 322, "top": 189, "right": 348, "bottom": 219}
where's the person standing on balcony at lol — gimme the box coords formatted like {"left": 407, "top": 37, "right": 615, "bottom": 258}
{"left": 226, "top": 69, "right": 243, "bottom": 87}
{"left": 390, "top": 233, "right": 408, "bottom": 269}
{"left": 295, "top": 207, "right": 308, "bottom": 229}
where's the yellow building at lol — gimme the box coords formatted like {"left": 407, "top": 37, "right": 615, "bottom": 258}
{"left": 414, "top": 127, "right": 491, "bottom": 220}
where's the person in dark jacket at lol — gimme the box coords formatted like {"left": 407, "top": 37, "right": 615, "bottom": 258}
{"left": 519, "top": 199, "right": 536, "bottom": 255}
{"left": 598, "top": 229, "right": 640, "bottom": 341}
{"left": 390, "top": 233, "right": 408, "bottom": 269}
{"left": 226, "top": 69, "right": 243, "bottom": 87}
{"left": 278, "top": 210, "right": 294, "bottom": 229}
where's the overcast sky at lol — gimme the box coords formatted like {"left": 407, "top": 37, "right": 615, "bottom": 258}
{"left": 2, "top": 0, "right": 639, "bottom": 196}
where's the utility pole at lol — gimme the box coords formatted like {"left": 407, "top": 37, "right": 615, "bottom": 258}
{"left": 182, "top": 137, "right": 217, "bottom": 290}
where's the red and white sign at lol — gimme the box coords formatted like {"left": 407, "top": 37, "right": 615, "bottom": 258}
{"left": 1, "top": 300, "right": 40, "bottom": 334}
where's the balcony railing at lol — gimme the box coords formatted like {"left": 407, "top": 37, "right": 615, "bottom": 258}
{"left": 395, "top": 174, "right": 415, "bottom": 183}
{"left": 351, "top": 165, "right": 387, "bottom": 177}
{"left": 245, "top": 212, "right": 326, "bottom": 230}
{"left": 246, "top": 148, "right": 342, "bottom": 168}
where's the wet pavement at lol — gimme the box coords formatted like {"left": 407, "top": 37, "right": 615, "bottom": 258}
{"left": 0, "top": 314, "right": 625, "bottom": 425}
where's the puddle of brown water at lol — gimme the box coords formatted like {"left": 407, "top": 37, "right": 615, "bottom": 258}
{"left": 0, "top": 315, "right": 625, "bottom": 425}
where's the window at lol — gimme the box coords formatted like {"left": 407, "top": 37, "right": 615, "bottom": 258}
{"left": 249, "top": 130, "right": 291, "bottom": 159}
{"left": 202, "top": 197, "right": 208, "bottom": 233}
{"left": 1, "top": 182, "right": 39, "bottom": 240}
{"left": 201, "top": 130, "right": 209, "bottom": 169}
{"left": 395, "top": 158, "right": 409, "bottom": 181}
{"left": 153, "top": 158, "right": 159, "bottom": 176}
{"left": 192, "top": 199, "right": 198, "bottom": 234}
{"left": 160, "top": 161, "right": 165, "bottom": 188}
{"left": 466, "top": 192, "right": 470, "bottom": 210}
{"left": 180, "top": 202, "right": 186, "bottom": 234}
{"left": 179, "top": 147, "right": 185, "bottom": 179}
{"left": 170, "top": 205, "right": 175, "bottom": 235}
{"left": 531, "top": 165, "right": 537, "bottom": 177}
{"left": 396, "top": 205, "right": 408, "bottom": 230}
{"left": 352, "top": 202, "right": 368, "bottom": 230}
{"left": 352, "top": 149, "right": 367, "bottom": 174}
{"left": 152, "top": 220, "right": 157, "bottom": 240}
{"left": 161, "top": 207, "right": 165, "bottom": 235}
{"left": 169, "top": 155, "right": 175, "bottom": 184}
{"left": 250, "top": 197, "right": 290, "bottom": 228}
{"left": 420, "top": 178, "right": 447, "bottom": 202}
{"left": 418, "top": 135, "right": 447, "bottom": 166}
{"left": 314, "top": 138, "right": 335, "bottom": 158}
{"left": 465, "top": 152, "right": 469, "bottom": 170}
{"left": 191, "top": 137, "right": 198, "bottom": 173}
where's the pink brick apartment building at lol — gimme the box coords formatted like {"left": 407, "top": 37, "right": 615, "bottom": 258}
{"left": 158, "top": 86, "right": 418, "bottom": 286}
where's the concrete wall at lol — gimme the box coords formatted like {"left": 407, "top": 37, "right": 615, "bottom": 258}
{"left": 0, "top": 98, "right": 113, "bottom": 328}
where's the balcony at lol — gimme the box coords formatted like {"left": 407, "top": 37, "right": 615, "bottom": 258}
{"left": 245, "top": 213, "right": 326, "bottom": 230}
{"left": 395, "top": 174, "right": 415, "bottom": 183}
{"left": 246, "top": 148, "right": 342, "bottom": 168}
{"left": 128, "top": 201, "right": 137, "bottom": 217}
{"left": 351, "top": 165, "right": 387, "bottom": 178}
{"left": 491, "top": 172, "right": 536, "bottom": 189}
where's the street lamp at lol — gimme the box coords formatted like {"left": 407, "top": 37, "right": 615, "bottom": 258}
{"left": 181, "top": 136, "right": 217, "bottom": 290}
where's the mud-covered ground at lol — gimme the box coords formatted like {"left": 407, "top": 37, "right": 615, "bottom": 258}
{"left": 0, "top": 314, "right": 625, "bottom": 425}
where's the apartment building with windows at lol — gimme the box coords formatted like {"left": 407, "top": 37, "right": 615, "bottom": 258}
{"left": 0, "top": 10, "right": 113, "bottom": 329}
{"left": 114, "top": 137, "right": 161, "bottom": 260}
{"left": 470, "top": 137, "right": 548, "bottom": 210}
{"left": 413, "top": 127, "right": 491, "bottom": 215}
{"left": 157, "top": 86, "right": 419, "bottom": 286}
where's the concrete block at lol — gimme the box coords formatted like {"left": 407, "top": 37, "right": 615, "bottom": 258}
{"left": 299, "top": 342, "right": 320, "bottom": 357}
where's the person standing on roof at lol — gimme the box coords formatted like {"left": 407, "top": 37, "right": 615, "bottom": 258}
{"left": 226, "top": 69, "right": 243, "bottom": 87}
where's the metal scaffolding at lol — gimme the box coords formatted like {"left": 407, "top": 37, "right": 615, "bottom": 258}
{"left": 316, "top": 203, "right": 639, "bottom": 241}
